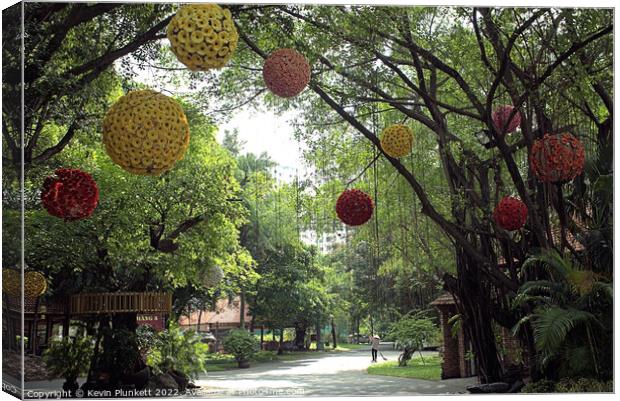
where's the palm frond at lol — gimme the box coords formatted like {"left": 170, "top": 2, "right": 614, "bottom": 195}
{"left": 521, "top": 249, "right": 572, "bottom": 280}
{"left": 532, "top": 306, "right": 600, "bottom": 368}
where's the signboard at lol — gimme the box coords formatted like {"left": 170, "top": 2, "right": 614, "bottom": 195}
{"left": 137, "top": 314, "right": 165, "bottom": 331}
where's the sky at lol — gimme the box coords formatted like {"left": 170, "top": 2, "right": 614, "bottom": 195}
{"left": 217, "top": 108, "right": 306, "bottom": 184}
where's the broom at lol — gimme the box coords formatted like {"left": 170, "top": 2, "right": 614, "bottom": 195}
{"left": 379, "top": 350, "right": 388, "bottom": 361}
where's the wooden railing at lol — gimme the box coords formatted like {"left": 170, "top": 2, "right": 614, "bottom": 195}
{"left": 70, "top": 292, "right": 172, "bottom": 315}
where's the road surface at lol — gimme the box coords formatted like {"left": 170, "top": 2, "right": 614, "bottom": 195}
{"left": 189, "top": 349, "right": 476, "bottom": 397}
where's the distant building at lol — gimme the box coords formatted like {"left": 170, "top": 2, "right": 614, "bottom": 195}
{"left": 178, "top": 297, "right": 252, "bottom": 342}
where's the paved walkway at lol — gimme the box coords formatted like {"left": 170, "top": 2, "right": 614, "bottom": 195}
{"left": 189, "top": 349, "right": 477, "bottom": 397}
{"left": 12, "top": 349, "right": 477, "bottom": 398}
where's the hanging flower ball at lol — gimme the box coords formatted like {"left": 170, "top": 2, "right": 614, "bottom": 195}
{"left": 530, "top": 133, "right": 585, "bottom": 183}
{"left": 41, "top": 169, "right": 99, "bottom": 220}
{"left": 24, "top": 271, "right": 47, "bottom": 298}
{"left": 492, "top": 196, "right": 528, "bottom": 231}
{"left": 380, "top": 124, "right": 413, "bottom": 158}
{"left": 263, "top": 48, "right": 311, "bottom": 98}
{"left": 2, "top": 268, "right": 20, "bottom": 296}
{"left": 201, "top": 265, "right": 224, "bottom": 288}
{"left": 492, "top": 105, "right": 521, "bottom": 134}
{"left": 336, "top": 189, "right": 374, "bottom": 226}
{"left": 167, "top": 4, "right": 239, "bottom": 71}
{"left": 2, "top": 269, "right": 47, "bottom": 298}
{"left": 103, "top": 90, "right": 190, "bottom": 175}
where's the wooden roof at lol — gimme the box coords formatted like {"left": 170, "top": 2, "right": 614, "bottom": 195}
{"left": 430, "top": 292, "right": 456, "bottom": 306}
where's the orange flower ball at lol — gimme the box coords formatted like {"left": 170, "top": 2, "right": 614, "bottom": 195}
{"left": 531, "top": 133, "right": 585, "bottom": 183}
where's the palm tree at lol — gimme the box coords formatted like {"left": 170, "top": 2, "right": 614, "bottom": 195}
{"left": 512, "top": 250, "right": 612, "bottom": 380}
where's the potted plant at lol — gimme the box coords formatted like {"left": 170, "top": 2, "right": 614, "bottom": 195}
{"left": 43, "top": 335, "right": 94, "bottom": 394}
{"left": 223, "top": 329, "right": 259, "bottom": 368}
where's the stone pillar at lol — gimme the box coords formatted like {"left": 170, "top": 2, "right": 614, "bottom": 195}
{"left": 457, "top": 324, "right": 470, "bottom": 377}
{"left": 437, "top": 305, "right": 461, "bottom": 379}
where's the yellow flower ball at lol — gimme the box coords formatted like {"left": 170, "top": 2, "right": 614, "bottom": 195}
{"left": 380, "top": 124, "right": 414, "bottom": 158}
{"left": 2, "top": 268, "right": 20, "bottom": 296}
{"left": 167, "top": 4, "right": 238, "bottom": 71}
{"left": 24, "top": 271, "right": 47, "bottom": 298}
{"left": 103, "top": 90, "right": 190, "bottom": 175}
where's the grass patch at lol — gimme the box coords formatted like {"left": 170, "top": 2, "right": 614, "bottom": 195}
{"left": 204, "top": 362, "right": 237, "bottom": 371}
{"left": 367, "top": 355, "right": 442, "bottom": 381}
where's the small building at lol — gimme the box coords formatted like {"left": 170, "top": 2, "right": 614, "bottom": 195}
{"left": 430, "top": 293, "right": 476, "bottom": 379}
{"left": 178, "top": 297, "right": 253, "bottom": 348}
{"left": 431, "top": 292, "right": 527, "bottom": 380}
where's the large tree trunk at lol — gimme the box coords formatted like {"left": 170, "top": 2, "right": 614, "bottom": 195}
{"left": 315, "top": 321, "right": 323, "bottom": 350}
{"left": 239, "top": 291, "right": 245, "bottom": 328}
{"left": 278, "top": 328, "right": 284, "bottom": 355}
{"left": 293, "top": 322, "right": 306, "bottom": 350}
{"left": 446, "top": 250, "right": 504, "bottom": 383}
{"left": 331, "top": 316, "right": 338, "bottom": 349}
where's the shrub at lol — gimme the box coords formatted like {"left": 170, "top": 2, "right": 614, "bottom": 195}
{"left": 43, "top": 335, "right": 94, "bottom": 381}
{"left": 252, "top": 350, "right": 277, "bottom": 362}
{"left": 223, "top": 329, "right": 259, "bottom": 362}
{"left": 520, "top": 379, "right": 557, "bottom": 393}
{"left": 555, "top": 378, "right": 613, "bottom": 393}
{"left": 387, "top": 314, "right": 440, "bottom": 366}
{"left": 146, "top": 323, "right": 209, "bottom": 379}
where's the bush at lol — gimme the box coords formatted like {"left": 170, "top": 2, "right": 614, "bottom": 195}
{"left": 146, "top": 323, "right": 209, "bottom": 379}
{"left": 387, "top": 314, "right": 440, "bottom": 366}
{"left": 521, "top": 379, "right": 559, "bottom": 393}
{"left": 223, "top": 329, "right": 259, "bottom": 362}
{"left": 43, "top": 335, "right": 94, "bottom": 381}
{"left": 555, "top": 378, "right": 613, "bottom": 393}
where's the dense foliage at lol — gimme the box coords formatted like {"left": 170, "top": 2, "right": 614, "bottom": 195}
{"left": 146, "top": 324, "right": 209, "bottom": 379}
{"left": 43, "top": 335, "right": 94, "bottom": 381}
{"left": 223, "top": 329, "right": 260, "bottom": 362}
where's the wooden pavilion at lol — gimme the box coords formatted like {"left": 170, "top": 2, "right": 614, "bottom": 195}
{"left": 2, "top": 292, "right": 172, "bottom": 355}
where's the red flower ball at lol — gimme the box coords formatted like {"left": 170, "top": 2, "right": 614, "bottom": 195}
{"left": 41, "top": 169, "right": 99, "bottom": 220}
{"left": 493, "top": 196, "right": 528, "bottom": 231}
{"left": 335, "top": 189, "right": 374, "bottom": 226}
{"left": 492, "top": 105, "right": 521, "bottom": 135}
{"left": 262, "top": 48, "right": 311, "bottom": 98}
{"left": 530, "top": 133, "right": 585, "bottom": 183}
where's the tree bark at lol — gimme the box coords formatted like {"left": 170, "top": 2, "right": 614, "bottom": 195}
{"left": 239, "top": 291, "right": 245, "bottom": 328}
{"left": 294, "top": 322, "right": 307, "bottom": 350}
{"left": 331, "top": 316, "right": 338, "bottom": 349}
{"left": 315, "top": 321, "right": 323, "bottom": 350}
{"left": 278, "top": 328, "right": 284, "bottom": 355}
